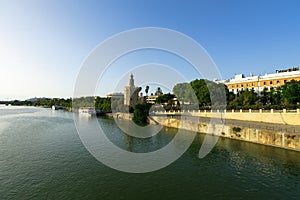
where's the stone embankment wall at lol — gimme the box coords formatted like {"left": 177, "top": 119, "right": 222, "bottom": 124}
{"left": 155, "top": 109, "right": 300, "bottom": 125}
{"left": 152, "top": 116, "right": 300, "bottom": 152}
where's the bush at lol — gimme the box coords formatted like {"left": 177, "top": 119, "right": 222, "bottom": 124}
{"left": 132, "top": 103, "right": 151, "bottom": 126}
{"left": 232, "top": 127, "right": 241, "bottom": 133}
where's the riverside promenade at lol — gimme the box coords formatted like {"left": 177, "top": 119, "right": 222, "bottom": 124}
{"left": 153, "top": 112, "right": 300, "bottom": 133}
{"left": 154, "top": 109, "right": 300, "bottom": 125}
{"left": 152, "top": 109, "right": 300, "bottom": 152}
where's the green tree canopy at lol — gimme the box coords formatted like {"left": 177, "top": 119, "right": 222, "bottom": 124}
{"left": 281, "top": 80, "right": 300, "bottom": 105}
{"left": 132, "top": 103, "right": 151, "bottom": 126}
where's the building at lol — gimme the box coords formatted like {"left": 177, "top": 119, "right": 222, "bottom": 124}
{"left": 124, "top": 74, "right": 141, "bottom": 107}
{"left": 220, "top": 67, "right": 300, "bottom": 95}
{"left": 106, "top": 92, "right": 124, "bottom": 98}
{"left": 145, "top": 95, "right": 159, "bottom": 104}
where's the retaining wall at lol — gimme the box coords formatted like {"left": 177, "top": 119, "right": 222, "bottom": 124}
{"left": 152, "top": 116, "right": 300, "bottom": 152}
{"left": 154, "top": 109, "right": 300, "bottom": 125}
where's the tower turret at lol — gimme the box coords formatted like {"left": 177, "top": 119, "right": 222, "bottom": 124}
{"left": 129, "top": 74, "right": 134, "bottom": 87}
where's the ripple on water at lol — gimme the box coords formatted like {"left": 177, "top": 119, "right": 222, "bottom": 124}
{"left": 1, "top": 107, "right": 300, "bottom": 199}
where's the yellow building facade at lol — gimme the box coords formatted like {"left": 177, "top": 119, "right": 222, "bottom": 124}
{"left": 220, "top": 68, "right": 300, "bottom": 95}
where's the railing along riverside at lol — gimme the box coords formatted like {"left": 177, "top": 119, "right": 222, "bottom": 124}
{"left": 153, "top": 109, "right": 300, "bottom": 114}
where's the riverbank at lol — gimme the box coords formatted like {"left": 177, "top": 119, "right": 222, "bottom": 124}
{"left": 154, "top": 109, "right": 300, "bottom": 125}
{"left": 152, "top": 115, "right": 300, "bottom": 152}
{"left": 108, "top": 111, "right": 300, "bottom": 151}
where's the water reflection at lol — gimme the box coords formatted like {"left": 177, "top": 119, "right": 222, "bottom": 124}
{"left": 1, "top": 108, "right": 300, "bottom": 198}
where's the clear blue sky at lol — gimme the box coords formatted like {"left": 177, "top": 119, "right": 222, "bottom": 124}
{"left": 1, "top": 0, "right": 300, "bottom": 100}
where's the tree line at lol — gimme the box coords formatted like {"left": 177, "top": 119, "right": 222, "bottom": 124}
{"left": 4, "top": 98, "right": 72, "bottom": 108}
{"left": 157, "top": 79, "right": 300, "bottom": 111}
{"left": 5, "top": 96, "right": 112, "bottom": 111}
{"left": 4, "top": 79, "right": 300, "bottom": 112}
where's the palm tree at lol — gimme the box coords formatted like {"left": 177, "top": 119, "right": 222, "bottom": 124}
{"left": 145, "top": 85, "right": 149, "bottom": 96}
{"left": 155, "top": 87, "right": 163, "bottom": 96}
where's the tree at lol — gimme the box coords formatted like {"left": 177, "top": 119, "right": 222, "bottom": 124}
{"left": 242, "top": 90, "right": 259, "bottom": 106}
{"left": 145, "top": 85, "right": 149, "bottom": 96}
{"left": 173, "top": 82, "right": 198, "bottom": 111}
{"left": 226, "top": 87, "right": 235, "bottom": 106}
{"left": 132, "top": 103, "right": 151, "bottom": 126}
{"left": 259, "top": 88, "right": 269, "bottom": 105}
{"left": 155, "top": 87, "right": 163, "bottom": 96}
{"left": 189, "top": 79, "right": 227, "bottom": 109}
{"left": 190, "top": 79, "right": 210, "bottom": 107}
{"left": 281, "top": 80, "right": 300, "bottom": 105}
{"left": 95, "top": 97, "right": 111, "bottom": 111}
{"left": 228, "top": 90, "right": 259, "bottom": 109}
{"left": 155, "top": 93, "right": 176, "bottom": 111}
{"left": 173, "top": 83, "right": 193, "bottom": 104}
{"left": 269, "top": 87, "right": 282, "bottom": 106}
{"left": 155, "top": 93, "right": 176, "bottom": 104}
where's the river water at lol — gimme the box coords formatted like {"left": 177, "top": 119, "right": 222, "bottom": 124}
{"left": 0, "top": 106, "right": 300, "bottom": 199}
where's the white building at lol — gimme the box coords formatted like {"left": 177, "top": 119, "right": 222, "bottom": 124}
{"left": 219, "top": 67, "right": 300, "bottom": 95}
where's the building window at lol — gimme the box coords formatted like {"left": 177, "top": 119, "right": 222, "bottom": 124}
{"left": 232, "top": 89, "right": 234, "bottom": 92}
{"left": 236, "top": 84, "right": 238, "bottom": 87}
{"left": 284, "top": 80, "right": 287, "bottom": 83}
{"left": 277, "top": 80, "right": 280, "bottom": 84}
{"left": 252, "top": 83, "right": 254, "bottom": 86}
{"left": 264, "top": 82, "right": 266, "bottom": 85}
{"left": 241, "top": 84, "right": 244, "bottom": 87}
{"left": 270, "top": 81, "right": 273, "bottom": 85}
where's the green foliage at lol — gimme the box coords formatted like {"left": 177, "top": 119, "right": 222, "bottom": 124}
{"left": 132, "top": 103, "right": 151, "bottom": 126}
{"left": 281, "top": 80, "right": 300, "bottom": 105}
{"left": 155, "top": 93, "right": 175, "bottom": 104}
{"left": 72, "top": 96, "right": 112, "bottom": 111}
{"left": 173, "top": 79, "right": 226, "bottom": 110}
{"left": 259, "top": 87, "right": 281, "bottom": 106}
{"left": 226, "top": 80, "right": 300, "bottom": 109}
{"left": 228, "top": 90, "right": 259, "bottom": 109}
{"left": 7, "top": 97, "right": 72, "bottom": 108}
{"left": 232, "top": 127, "right": 241, "bottom": 132}
{"left": 255, "top": 80, "right": 300, "bottom": 109}
{"left": 172, "top": 78, "right": 299, "bottom": 110}
{"left": 72, "top": 97, "right": 94, "bottom": 108}
{"left": 173, "top": 82, "right": 198, "bottom": 106}
{"left": 155, "top": 93, "right": 178, "bottom": 111}
{"left": 95, "top": 97, "right": 111, "bottom": 111}
{"left": 155, "top": 87, "right": 163, "bottom": 96}
{"left": 190, "top": 79, "right": 210, "bottom": 107}
{"left": 9, "top": 96, "right": 112, "bottom": 111}
{"left": 6, "top": 79, "right": 300, "bottom": 112}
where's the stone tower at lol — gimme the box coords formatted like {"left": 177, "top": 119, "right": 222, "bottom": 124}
{"left": 124, "top": 74, "right": 140, "bottom": 107}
